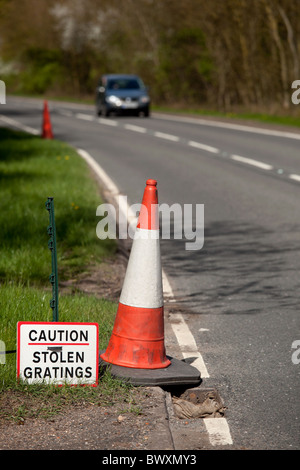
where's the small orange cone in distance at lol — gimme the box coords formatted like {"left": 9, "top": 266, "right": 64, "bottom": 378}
{"left": 100, "top": 179, "right": 171, "bottom": 369}
{"left": 42, "top": 100, "right": 53, "bottom": 139}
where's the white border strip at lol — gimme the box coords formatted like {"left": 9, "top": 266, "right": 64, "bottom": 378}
{"left": 0, "top": 115, "right": 39, "bottom": 135}
{"left": 77, "top": 148, "right": 120, "bottom": 196}
{"left": 204, "top": 417, "right": 233, "bottom": 446}
{"left": 169, "top": 313, "right": 209, "bottom": 378}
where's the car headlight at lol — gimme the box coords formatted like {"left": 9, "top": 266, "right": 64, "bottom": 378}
{"left": 106, "top": 95, "right": 122, "bottom": 106}
{"left": 139, "top": 96, "right": 150, "bottom": 103}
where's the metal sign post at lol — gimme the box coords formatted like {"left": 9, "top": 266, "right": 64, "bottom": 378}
{"left": 45, "top": 197, "right": 59, "bottom": 322}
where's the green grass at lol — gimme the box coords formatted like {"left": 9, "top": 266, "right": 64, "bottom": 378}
{"left": 0, "top": 128, "right": 116, "bottom": 284}
{"left": 0, "top": 285, "right": 139, "bottom": 423}
{"left": 0, "top": 284, "right": 116, "bottom": 387}
{"left": 0, "top": 128, "right": 132, "bottom": 415}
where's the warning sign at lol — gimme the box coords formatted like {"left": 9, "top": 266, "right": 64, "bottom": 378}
{"left": 17, "top": 322, "right": 99, "bottom": 386}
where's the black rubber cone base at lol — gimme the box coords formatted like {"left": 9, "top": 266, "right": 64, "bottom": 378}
{"left": 99, "top": 351, "right": 201, "bottom": 387}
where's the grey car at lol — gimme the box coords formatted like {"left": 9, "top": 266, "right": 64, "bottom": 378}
{"left": 96, "top": 74, "right": 150, "bottom": 117}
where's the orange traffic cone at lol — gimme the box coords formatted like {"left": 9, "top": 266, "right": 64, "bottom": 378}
{"left": 100, "top": 179, "right": 171, "bottom": 369}
{"left": 41, "top": 100, "right": 53, "bottom": 139}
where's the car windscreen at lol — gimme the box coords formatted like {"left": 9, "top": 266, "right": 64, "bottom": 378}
{"left": 107, "top": 78, "right": 143, "bottom": 90}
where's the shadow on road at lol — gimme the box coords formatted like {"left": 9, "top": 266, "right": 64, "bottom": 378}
{"left": 160, "top": 219, "right": 300, "bottom": 315}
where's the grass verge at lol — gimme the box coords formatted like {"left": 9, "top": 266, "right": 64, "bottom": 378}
{"left": 0, "top": 127, "right": 138, "bottom": 422}
{"left": 0, "top": 127, "right": 116, "bottom": 283}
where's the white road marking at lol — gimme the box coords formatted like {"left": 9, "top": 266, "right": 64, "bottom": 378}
{"left": 124, "top": 124, "right": 147, "bottom": 133}
{"left": 188, "top": 140, "right": 219, "bottom": 153}
{"left": 58, "top": 110, "right": 73, "bottom": 117}
{"left": 74, "top": 112, "right": 299, "bottom": 189}
{"left": 154, "top": 112, "right": 300, "bottom": 140}
{"left": 76, "top": 113, "right": 94, "bottom": 121}
{"left": 0, "top": 115, "right": 39, "bottom": 135}
{"left": 289, "top": 173, "right": 300, "bottom": 182}
{"left": 231, "top": 154, "right": 274, "bottom": 170}
{"left": 98, "top": 118, "right": 118, "bottom": 126}
{"left": 154, "top": 131, "right": 179, "bottom": 142}
{"left": 170, "top": 312, "right": 209, "bottom": 378}
{"left": 204, "top": 417, "right": 233, "bottom": 446}
{"left": 77, "top": 148, "right": 119, "bottom": 196}
{"left": 162, "top": 270, "right": 176, "bottom": 301}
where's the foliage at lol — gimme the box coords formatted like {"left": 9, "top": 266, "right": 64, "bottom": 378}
{"left": 19, "top": 48, "right": 64, "bottom": 94}
{"left": 0, "top": 0, "right": 299, "bottom": 113}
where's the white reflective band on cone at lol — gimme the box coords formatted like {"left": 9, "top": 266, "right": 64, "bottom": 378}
{"left": 120, "top": 228, "right": 163, "bottom": 309}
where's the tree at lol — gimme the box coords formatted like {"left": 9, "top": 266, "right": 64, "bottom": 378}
{"left": 0, "top": 0, "right": 299, "bottom": 111}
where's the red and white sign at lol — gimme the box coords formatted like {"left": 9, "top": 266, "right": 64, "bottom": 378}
{"left": 17, "top": 322, "right": 99, "bottom": 386}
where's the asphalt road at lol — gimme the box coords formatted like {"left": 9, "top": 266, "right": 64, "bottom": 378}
{"left": 1, "top": 96, "right": 300, "bottom": 450}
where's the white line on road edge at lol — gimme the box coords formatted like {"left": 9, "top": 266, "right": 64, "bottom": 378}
{"left": 0, "top": 115, "right": 39, "bottom": 135}
{"left": 169, "top": 313, "right": 209, "bottom": 378}
{"left": 154, "top": 113, "right": 300, "bottom": 140}
{"left": 78, "top": 148, "right": 139, "bottom": 231}
{"left": 77, "top": 148, "right": 119, "bottom": 196}
{"left": 204, "top": 417, "right": 233, "bottom": 446}
{"left": 188, "top": 140, "right": 219, "bottom": 154}
{"left": 231, "top": 154, "right": 274, "bottom": 170}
